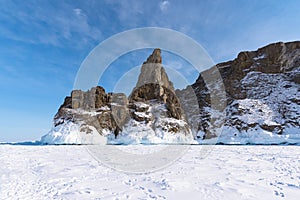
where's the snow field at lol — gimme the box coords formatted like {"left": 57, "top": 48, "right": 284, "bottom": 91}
{"left": 0, "top": 145, "right": 299, "bottom": 199}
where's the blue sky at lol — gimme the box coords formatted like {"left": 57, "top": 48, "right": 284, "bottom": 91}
{"left": 0, "top": 0, "right": 299, "bottom": 142}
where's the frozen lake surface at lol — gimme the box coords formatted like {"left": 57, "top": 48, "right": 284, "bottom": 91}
{"left": 0, "top": 145, "right": 299, "bottom": 199}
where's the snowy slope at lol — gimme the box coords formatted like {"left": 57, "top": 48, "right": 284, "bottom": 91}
{"left": 188, "top": 43, "right": 300, "bottom": 145}
{"left": 212, "top": 68, "right": 300, "bottom": 145}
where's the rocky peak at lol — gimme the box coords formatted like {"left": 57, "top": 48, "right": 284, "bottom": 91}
{"left": 134, "top": 48, "right": 174, "bottom": 91}
{"left": 50, "top": 48, "right": 190, "bottom": 144}
{"left": 130, "top": 49, "right": 182, "bottom": 119}
{"left": 143, "top": 48, "right": 162, "bottom": 64}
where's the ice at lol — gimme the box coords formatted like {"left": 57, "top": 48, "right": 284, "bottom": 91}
{"left": 41, "top": 121, "right": 107, "bottom": 145}
{"left": 0, "top": 145, "right": 299, "bottom": 199}
{"left": 107, "top": 119, "right": 196, "bottom": 145}
{"left": 41, "top": 117, "right": 300, "bottom": 145}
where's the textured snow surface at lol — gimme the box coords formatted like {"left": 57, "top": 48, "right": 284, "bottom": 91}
{"left": 41, "top": 121, "right": 107, "bottom": 145}
{"left": 107, "top": 116, "right": 196, "bottom": 145}
{"left": 240, "top": 70, "right": 300, "bottom": 127}
{"left": 212, "top": 126, "right": 300, "bottom": 145}
{"left": 41, "top": 120, "right": 300, "bottom": 145}
{"left": 0, "top": 145, "right": 299, "bottom": 199}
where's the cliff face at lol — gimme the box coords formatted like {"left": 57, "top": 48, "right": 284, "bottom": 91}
{"left": 42, "top": 41, "right": 300, "bottom": 144}
{"left": 188, "top": 41, "right": 300, "bottom": 142}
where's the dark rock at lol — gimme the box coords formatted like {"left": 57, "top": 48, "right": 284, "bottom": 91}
{"left": 260, "top": 123, "right": 283, "bottom": 134}
{"left": 130, "top": 83, "right": 183, "bottom": 119}
{"left": 178, "top": 41, "right": 300, "bottom": 139}
{"left": 53, "top": 48, "right": 190, "bottom": 137}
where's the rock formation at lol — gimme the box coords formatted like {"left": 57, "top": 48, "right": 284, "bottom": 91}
{"left": 46, "top": 49, "right": 192, "bottom": 144}
{"left": 184, "top": 41, "right": 300, "bottom": 141}
{"left": 135, "top": 48, "right": 174, "bottom": 90}
{"left": 43, "top": 41, "right": 300, "bottom": 144}
{"left": 130, "top": 48, "right": 183, "bottom": 120}
{"left": 54, "top": 86, "right": 124, "bottom": 137}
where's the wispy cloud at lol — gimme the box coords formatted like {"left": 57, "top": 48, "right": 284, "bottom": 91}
{"left": 0, "top": 1, "right": 102, "bottom": 47}
{"left": 73, "top": 8, "right": 83, "bottom": 16}
{"left": 159, "top": 1, "right": 170, "bottom": 12}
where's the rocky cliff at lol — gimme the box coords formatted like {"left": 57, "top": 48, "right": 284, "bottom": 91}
{"left": 187, "top": 41, "right": 300, "bottom": 144}
{"left": 42, "top": 49, "right": 193, "bottom": 144}
{"left": 41, "top": 41, "right": 300, "bottom": 144}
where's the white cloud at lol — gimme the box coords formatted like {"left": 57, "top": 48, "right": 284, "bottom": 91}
{"left": 73, "top": 8, "right": 82, "bottom": 16}
{"left": 0, "top": 2, "right": 102, "bottom": 47}
{"left": 159, "top": 1, "right": 170, "bottom": 12}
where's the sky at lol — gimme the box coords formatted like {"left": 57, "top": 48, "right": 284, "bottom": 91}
{"left": 0, "top": 0, "right": 299, "bottom": 142}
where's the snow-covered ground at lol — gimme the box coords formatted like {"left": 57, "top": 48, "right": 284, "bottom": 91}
{"left": 0, "top": 145, "right": 299, "bottom": 199}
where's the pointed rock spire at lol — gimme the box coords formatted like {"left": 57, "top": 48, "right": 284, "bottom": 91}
{"left": 135, "top": 48, "right": 173, "bottom": 90}
{"left": 130, "top": 49, "right": 182, "bottom": 119}
{"left": 143, "top": 48, "right": 162, "bottom": 64}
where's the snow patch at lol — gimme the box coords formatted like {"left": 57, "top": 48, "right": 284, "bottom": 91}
{"left": 40, "top": 121, "right": 108, "bottom": 145}
{"left": 253, "top": 54, "right": 266, "bottom": 60}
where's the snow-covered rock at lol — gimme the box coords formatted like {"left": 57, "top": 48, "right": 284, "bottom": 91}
{"left": 41, "top": 42, "right": 300, "bottom": 145}
{"left": 188, "top": 41, "right": 300, "bottom": 144}
{"left": 41, "top": 49, "right": 194, "bottom": 144}
{"left": 41, "top": 121, "right": 108, "bottom": 145}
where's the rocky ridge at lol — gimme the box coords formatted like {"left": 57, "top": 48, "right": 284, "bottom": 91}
{"left": 187, "top": 41, "right": 300, "bottom": 143}
{"left": 42, "top": 41, "right": 300, "bottom": 144}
